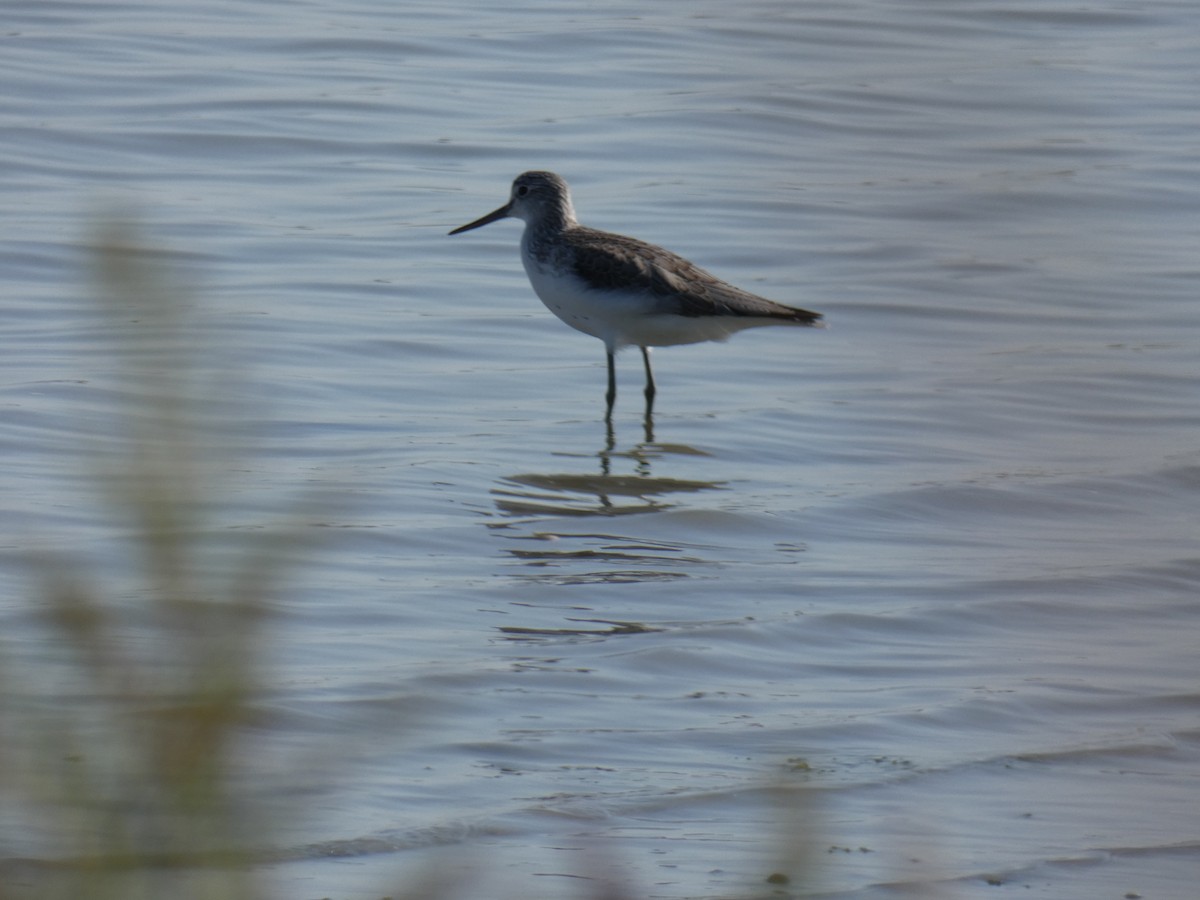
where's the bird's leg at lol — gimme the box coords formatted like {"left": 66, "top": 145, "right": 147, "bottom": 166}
{"left": 640, "top": 346, "right": 656, "bottom": 416}
{"left": 605, "top": 351, "right": 617, "bottom": 419}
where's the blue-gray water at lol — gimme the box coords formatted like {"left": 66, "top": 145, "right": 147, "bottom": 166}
{"left": 3, "top": 1, "right": 1199, "bottom": 897}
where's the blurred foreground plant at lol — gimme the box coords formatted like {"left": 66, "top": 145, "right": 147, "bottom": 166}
{"left": 0, "top": 221, "right": 302, "bottom": 900}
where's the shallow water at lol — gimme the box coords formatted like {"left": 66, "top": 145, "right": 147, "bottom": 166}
{"left": 3, "top": 1, "right": 1199, "bottom": 897}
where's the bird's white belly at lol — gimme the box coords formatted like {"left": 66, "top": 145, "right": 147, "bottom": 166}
{"left": 521, "top": 256, "right": 756, "bottom": 352}
{"left": 522, "top": 258, "right": 628, "bottom": 347}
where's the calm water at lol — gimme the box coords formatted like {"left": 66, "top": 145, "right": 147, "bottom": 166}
{"left": 3, "top": 1, "right": 1199, "bottom": 897}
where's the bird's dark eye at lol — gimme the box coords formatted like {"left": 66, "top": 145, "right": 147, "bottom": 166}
{"left": 516, "top": 185, "right": 529, "bottom": 197}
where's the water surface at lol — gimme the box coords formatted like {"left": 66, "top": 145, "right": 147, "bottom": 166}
{"left": 2, "top": 2, "right": 1198, "bottom": 898}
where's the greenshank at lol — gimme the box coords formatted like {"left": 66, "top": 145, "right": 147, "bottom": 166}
{"left": 449, "top": 171, "right": 823, "bottom": 417}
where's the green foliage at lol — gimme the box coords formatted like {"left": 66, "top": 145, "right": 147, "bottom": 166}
{"left": 3, "top": 222, "right": 282, "bottom": 900}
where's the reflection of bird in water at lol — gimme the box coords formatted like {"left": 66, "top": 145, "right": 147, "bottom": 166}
{"left": 450, "top": 171, "right": 824, "bottom": 418}
{"left": 492, "top": 466, "right": 722, "bottom": 519}
{"left": 491, "top": 423, "right": 721, "bottom": 519}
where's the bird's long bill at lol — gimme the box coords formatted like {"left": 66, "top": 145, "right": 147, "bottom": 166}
{"left": 448, "top": 202, "right": 511, "bottom": 235}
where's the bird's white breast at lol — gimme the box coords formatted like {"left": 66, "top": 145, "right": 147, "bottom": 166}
{"left": 519, "top": 233, "right": 781, "bottom": 352}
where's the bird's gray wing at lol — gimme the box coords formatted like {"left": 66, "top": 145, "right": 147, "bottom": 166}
{"left": 569, "top": 227, "right": 821, "bottom": 324}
